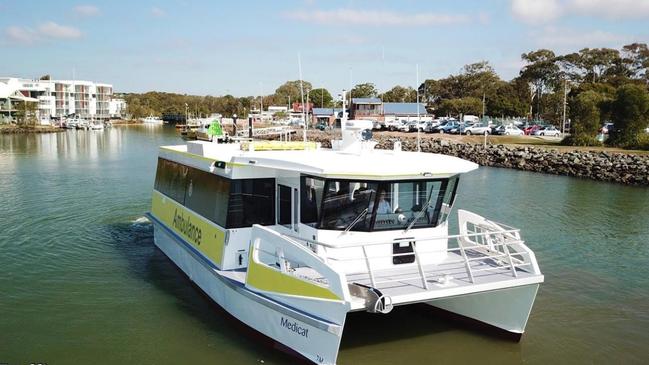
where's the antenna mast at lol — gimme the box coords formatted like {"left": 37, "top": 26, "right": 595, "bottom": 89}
{"left": 416, "top": 64, "right": 421, "bottom": 152}
{"left": 298, "top": 53, "right": 306, "bottom": 142}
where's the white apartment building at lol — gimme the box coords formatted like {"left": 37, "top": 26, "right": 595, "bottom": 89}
{"left": 0, "top": 77, "right": 120, "bottom": 124}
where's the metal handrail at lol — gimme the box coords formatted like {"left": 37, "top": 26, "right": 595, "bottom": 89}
{"left": 273, "top": 215, "right": 534, "bottom": 291}
{"left": 283, "top": 227, "right": 522, "bottom": 250}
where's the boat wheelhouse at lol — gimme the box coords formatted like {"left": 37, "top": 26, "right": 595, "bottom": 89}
{"left": 147, "top": 120, "right": 544, "bottom": 365}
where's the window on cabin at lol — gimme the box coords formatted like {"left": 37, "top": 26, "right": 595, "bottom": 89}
{"left": 184, "top": 167, "right": 230, "bottom": 227}
{"left": 437, "top": 175, "right": 459, "bottom": 225}
{"left": 226, "top": 179, "right": 275, "bottom": 228}
{"left": 278, "top": 184, "right": 292, "bottom": 228}
{"left": 373, "top": 180, "right": 444, "bottom": 231}
{"left": 154, "top": 158, "right": 189, "bottom": 204}
{"left": 300, "top": 176, "right": 324, "bottom": 226}
{"left": 319, "top": 180, "right": 378, "bottom": 231}
{"left": 311, "top": 177, "right": 458, "bottom": 232}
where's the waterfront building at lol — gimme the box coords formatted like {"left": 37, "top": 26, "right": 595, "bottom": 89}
{"left": 0, "top": 76, "right": 122, "bottom": 124}
{"left": 312, "top": 107, "right": 344, "bottom": 127}
{"left": 350, "top": 97, "right": 383, "bottom": 120}
{"left": 109, "top": 98, "right": 127, "bottom": 119}
{"left": 349, "top": 99, "right": 432, "bottom": 124}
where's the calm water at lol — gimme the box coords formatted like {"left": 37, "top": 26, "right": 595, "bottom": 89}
{"left": 1, "top": 126, "right": 648, "bottom": 364}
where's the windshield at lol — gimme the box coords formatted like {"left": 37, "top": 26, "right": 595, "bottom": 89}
{"left": 312, "top": 177, "right": 458, "bottom": 232}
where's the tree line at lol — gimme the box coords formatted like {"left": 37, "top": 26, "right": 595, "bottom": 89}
{"left": 125, "top": 43, "right": 649, "bottom": 148}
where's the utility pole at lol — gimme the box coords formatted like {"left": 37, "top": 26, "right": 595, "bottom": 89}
{"left": 482, "top": 92, "right": 486, "bottom": 118}
{"left": 416, "top": 64, "right": 421, "bottom": 152}
{"left": 561, "top": 79, "right": 567, "bottom": 135}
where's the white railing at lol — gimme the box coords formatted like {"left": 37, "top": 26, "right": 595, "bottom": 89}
{"left": 248, "top": 225, "right": 350, "bottom": 301}
{"left": 284, "top": 210, "right": 541, "bottom": 291}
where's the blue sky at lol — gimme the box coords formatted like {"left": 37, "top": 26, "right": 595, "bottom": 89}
{"left": 1, "top": 0, "right": 647, "bottom": 96}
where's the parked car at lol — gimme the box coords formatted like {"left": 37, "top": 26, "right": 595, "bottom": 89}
{"left": 533, "top": 126, "right": 560, "bottom": 137}
{"left": 398, "top": 120, "right": 411, "bottom": 132}
{"left": 464, "top": 123, "right": 491, "bottom": 135}
{"left": 493, "top": 124, "right": 523, "bottom": 136}
{"left": 600, "top": 122, "right": 615, "bottom": 134}
{"left": 384, "top": 120, "right": 401, "bottom": 131}
{"left": 438, "top": 121, "right": 462, "bottom": 134}
{"left": 524, "top": 125, "right": 542, "bottom": 135}
{"left": 424, "top": 121, "right": 440, "bottom": 133}
{"left": 413, "top": 120, "right": 427, "bottom": 132}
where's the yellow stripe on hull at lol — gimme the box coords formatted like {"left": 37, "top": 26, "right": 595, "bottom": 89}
{"left": 151, "top": 190, "right": 225, "bottom": 267}
{"left": 246, "top": 250, "right": 341, "bottom": 301}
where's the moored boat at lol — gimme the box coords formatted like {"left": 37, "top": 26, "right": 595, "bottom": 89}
{"left": 141, "top": 115, "right": 163, "bottom": 124}
{"left": 147, "top": 118, "right": 544, "bottom": 364}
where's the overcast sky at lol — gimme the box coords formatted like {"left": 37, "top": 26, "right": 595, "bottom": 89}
{"left": 1, "top": 0, "right": 647, "bottom": 96}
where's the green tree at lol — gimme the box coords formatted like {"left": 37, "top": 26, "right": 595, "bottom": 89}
{"left": 621, "top": 43, "right": 649, "bottom": 85}
{"left": 520, "top": 49, "right": 560, "bottom": 118}
{"left": 437, "top": 97, "right": 482, "bottom": 116}
{"left": 274, "top": 80, "right": 312, "bottom": 106}
{"left": 273, "top": 110, "right": 288, "bottom": 120}
{"left": 309, "top": 88, "right": 333, "bottom": 107}
{"left": 568, "top": 90, "right": 608, "bottom": 145}
{"left": 381, "top": 85, "right": 416, "bottom": 102}
{"left": 350, "top": 83, "right": 378, "bottom": 98}
{"left": 14, "top": 101, "right": 38, "bottom": 125}
{"left": 487, "top": 80, "right": 528, "bottom": 117}
{"left": 608, "top": 84, "right": 649, "bottom": 146}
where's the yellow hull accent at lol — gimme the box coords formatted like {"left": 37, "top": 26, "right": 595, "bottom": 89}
{"left": 247, "top": 250, "right": 341, "bottom": 301}
{"left": 242, "top": 141, "right": 319, "bottom": 151}
{"left": 151, "top": 190, "right": 225, "bottom": 267}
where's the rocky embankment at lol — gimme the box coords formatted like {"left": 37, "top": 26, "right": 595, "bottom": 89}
{"left": 301, "top": 131, "right": 649, "bottom": 186}
{"left": 0, "top": 125, "right": 64, "bottom": 134}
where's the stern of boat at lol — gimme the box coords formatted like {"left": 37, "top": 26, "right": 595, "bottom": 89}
{"left": 244, "top": 209, "right": 543, "bottom": 363}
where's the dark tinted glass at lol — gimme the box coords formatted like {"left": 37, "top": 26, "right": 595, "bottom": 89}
{"left": 320, "top": 180, "right": 378, "bottom": 231}
{"left": 154, "top": 158, "right": 188, "bottom": 204}
{"left": 227, "top": 179, "right": 275, "bottom": 228}
{"left": 278, "top": 185, "right": 292, "bottom": 227}
{"left": 184, "top": 167, "right": 230, "bottom": 227}
{"left": 300, "top": 176, "right": 324, "bottom": 226}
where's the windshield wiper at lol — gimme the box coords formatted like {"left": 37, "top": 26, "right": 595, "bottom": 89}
{"left": 344, "top": 208, "right": 369, "bottom": 233}
{"left": 404, "top": 195, "right": 435, "bottom": 233}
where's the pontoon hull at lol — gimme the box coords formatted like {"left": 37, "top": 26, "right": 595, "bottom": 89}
{"left": 426, "top": 284, "right": 539, "bottom": 338}
{"left": 151, "top": 220, "right": 346, "bottom": 365}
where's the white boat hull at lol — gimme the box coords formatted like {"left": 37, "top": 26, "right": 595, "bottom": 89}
{"left": 426, "top": 283, "right": 540, "bottom": 338}
{"left": 151, "top": 219, "right": 346, "bottom": 365}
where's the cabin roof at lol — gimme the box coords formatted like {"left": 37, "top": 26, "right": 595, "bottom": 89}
{"left": 161, "top": 142, "right": 478, "bottom": 179}
{"left": 351, "top": 97, "right": 382, "bottom": 105}
{"left": 383, "top": 102, "right": 429, "bottom": 116}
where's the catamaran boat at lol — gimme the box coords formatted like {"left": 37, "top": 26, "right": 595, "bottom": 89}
{"left": 141, "top": 115, "right": 163, "bottom": 124}
{"left": 147, "top": 119, "right": 544, "bottom": 364}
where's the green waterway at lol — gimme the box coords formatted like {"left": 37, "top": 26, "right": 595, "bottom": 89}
{"left": 1, "top": 125, "right": 648, "bottom": 364}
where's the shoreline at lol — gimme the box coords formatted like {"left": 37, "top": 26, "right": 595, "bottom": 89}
{"left": 300, "top": 131, "right": 649, "bottom": 186}
{"left": 0, "top": 125, "right": 65, "bottom": 134}
{"left": 0, "top": 120, "right": 142, "bottom": 134}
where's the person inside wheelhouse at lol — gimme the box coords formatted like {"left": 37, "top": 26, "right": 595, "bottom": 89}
{"left": 300, "top": 175, "right": 459, "bottom": 232}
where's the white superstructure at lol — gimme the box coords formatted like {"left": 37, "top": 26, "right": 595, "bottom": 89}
{"left": 147, "top": 120, "right": 544, "bottom": 364}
